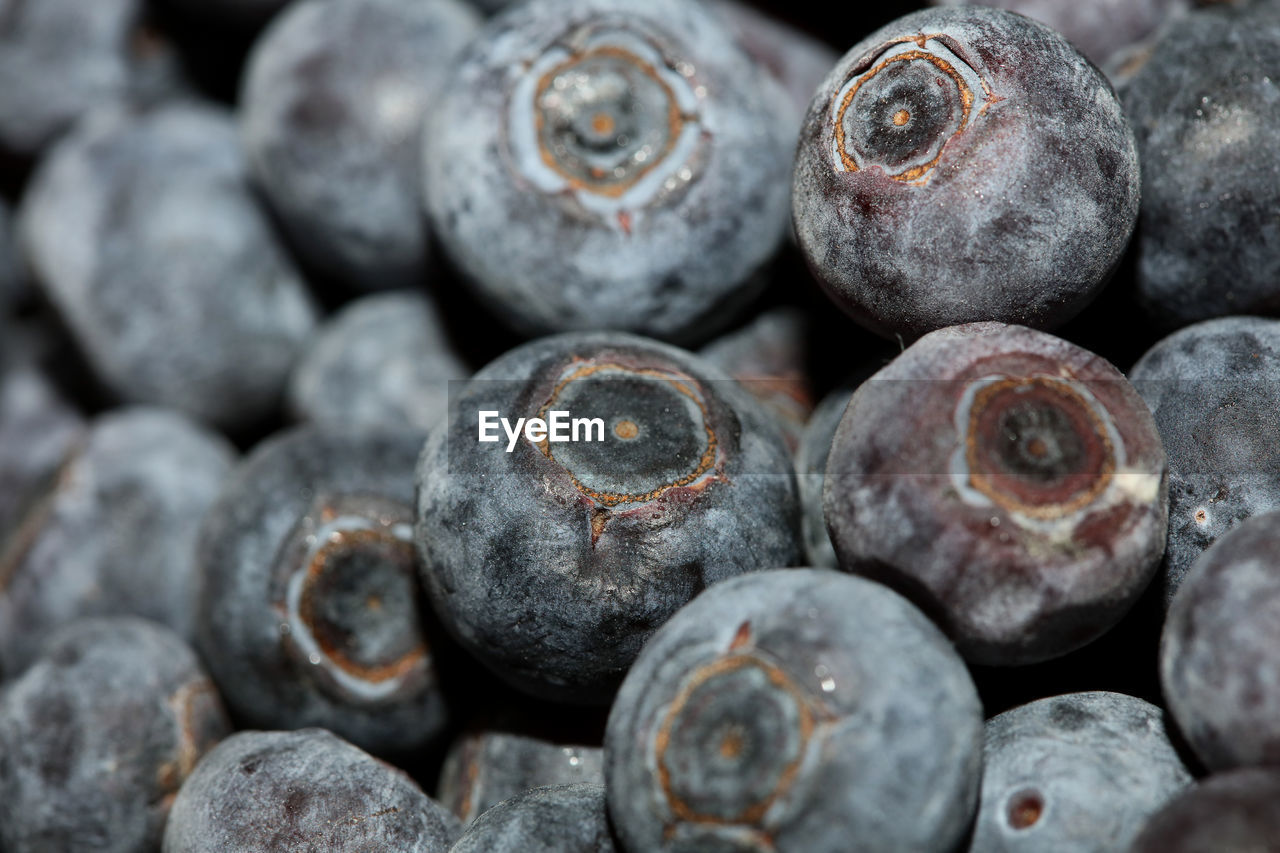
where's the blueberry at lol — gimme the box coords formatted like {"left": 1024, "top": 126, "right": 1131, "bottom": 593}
{"left": 825, "top": 322, "right": 1168, "bottom": 665}
{"left": 1128, "top": 316, "right": 1280, "bottom": 603}
{"left": 163, "top": 728, "right": 458, "bottom": 852}
{"left": 1130, "top": 767, "right": 1280, "bottom": 852}
{"left": 450, "top": 783, "right": 616, "bottom": 852}
{"left": 971, "top": 691, "right": 1190, "bottom": 852}
{"left": 1122, "top": 6, "right": 1280, "bottom": 328}
{"left": 197, "top": 425, "right": 449, "bottom": 754}
{"left": 438, "top": 729, "right": 605, "bottom": 825}
{"left": 240, "top": 0, "right": 481, "bottom": 291}
{"left": 0, "top": 407, "right": 234, "bottom": 680}
{"left": 793, "top": 7, "right": 1139, "bottom": 339}
{"left": 929, "top": 0, "right": 1184, "bottom": 66}
{"left": 422, "top": 0, "right": 791, "bottom": 344}
{"left": 606, "top": 569, "right": 983, "bottom": 853}
{"left": 287, "top": 291, "right": 470, "bottom": 433}
{"left": 699, "top": 307, "right": 816, "bottom": 452}
{"left": 415, "top": 331, "right": 801, "bottom": 703}
{"left": 0, "top": 362, "right": 84, "bottom": 552}
{"left": 18, "top": 101, "right": 319, "bottom": 430}
{"left": 1161, "top": 511, "right": 1280, "bottom": 770}
{"left": 795, "top": 385, "right": 857, "bottom": 570}
{"left": 0, "top": 618, "right": 230, "bottom": 853}
{"left": 0, "top": 0, "right": 182, "bottom": 160}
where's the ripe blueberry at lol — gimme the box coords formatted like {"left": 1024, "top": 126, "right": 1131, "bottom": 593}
{"left": 423, "top": 0, "right": 791, "bottom": 344}
{"left": 415, "top": 331, "right": 801, "bottom": 703}
{"left": 241, "top": 0, "right": 481, "bottom": 291}
{"left": 825, "top": 322, "right": 1168, "bottom": 665}
{"left": 163, "top": 728, "right": 458, "bottom": 852}
{"left": 1161, "top": 511, "right": 1280, "bottom": 770}
{"left": 793, "top": 7, "right": 1139, "bottom": 339}
{"left": 1130, "top": 768, "right": 1280, "bottom": 852}
{"left": 0, "top": 407, "right": 234, "bottom": 679}
{"left": 1128, "top": 316, "right": 1280, "bottom": 603}
{"left": 0, "top": 618, "right": 230, "bottom": 853}
{"left": 196, "top": 426, "right": 448, "bottom": 755}
{"left": 971, "top": 691, "right": 1190, "bottom": 852}
{"left": 605, "top": 569, "right": 983, "bottom": 853}
{"left": 450, "top": 783, "right": 616, "bottom": 852}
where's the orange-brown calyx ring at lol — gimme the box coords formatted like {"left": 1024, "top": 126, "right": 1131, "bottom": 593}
{"left": 533, "top": 361, "right": 720, "bottom": 508}
{"left": 653, "top": 653, "right": 817, "bottom": 826}
{"left": 950, "top": 375, "right": 1122, "bottom": 521}
{"left": 831, "top": 34, "right": 992, "bottom": 184}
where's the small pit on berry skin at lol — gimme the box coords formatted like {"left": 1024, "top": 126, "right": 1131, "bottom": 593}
{"left": 614, "top": 420, "right": 639, "bottom": 440}
{"left": 893, "top": 109, "right": 910, "bottom": 126}
{"left": 1007, "top": 789, "right": 1044, "bottom": 829}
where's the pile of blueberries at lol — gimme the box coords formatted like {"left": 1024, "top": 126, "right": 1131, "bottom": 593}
{"left": 3, "top": 0, "right": 1280, "bottom": 850}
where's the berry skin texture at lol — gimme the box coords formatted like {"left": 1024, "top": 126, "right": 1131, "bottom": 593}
{"left": 415, "top": 331, "right": 801, "bottom": 704}
{"left": 18, "top": 101, "right": 319, "bottom": 430}
{"left": 0, "top": 362, "right": 84, "bottom": 551}
{"left": 929, "top": 0, "right": 1183, "bottom": 67}
{"left": 1130, "top": 767, "right": 1280, "bottom": 852}
{"left": 605, "top": 569, "right": 983, "bottom": 853}
{"left": 0, "top": 407, "right": 235, "bottom": 680}
{"left": 1123, "top": 8, "right": 1280, "bottom": 328}
{"left": 422, "top": 0, "right": 791, "bottom": 344}
{"left": 240, "top": 0, "right": 481, "bottom": 291}
{"left": 450, "top": 783, "right": 617, "bottom": 852}
{"left": 438, "top": 730, "right": 605, "bottom": 825}
{"left": 196, "top": 426, "right": 448, "bottom": 755}
{"left": 0, "top": 618, "right": 230, "bottom": 853}
{"left": 1161, "top": 511, "right": 1280, "bottom": 771}
{"left": 793, "top": 7, "right": 1139, "bottom": 339}
{"left": 162, "top": 728, "right": 458, "bottom": 853}
{"left": 824, "top": 322, "right": 1168, "bottom": 666}
{"left": 287, "top": 291, "right": 470, "bottom": 433}
{"left": 971, "top": 691, "right": 1191, "bottom": 852}
{"left": 0, "top": 0, "right": 181, "bottom": 159}
{"left": 1128, "top": 316, "right": 1280, "bottom": 604}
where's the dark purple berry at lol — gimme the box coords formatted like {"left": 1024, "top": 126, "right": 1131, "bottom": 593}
{"left": 972, "top": 691, "right": 1190, "bottom": 852}
{"left": 423, "top": 0, "right": 791, "bottom": 344}
{"left": 795, "top": 385, "right": 856, "bottom": 570}
{"left": 415, "top": 332, "right": 801, "bottom": 703}
{"left": 0, "top": 618, "right": 230, "bottom": 853}
{"left": 196, "top": 426, "right": 448, "bottom": 755}
{"left": 825, "top": 322, "right": 1168, "bottom": 665}
{"left": 793, "top": 7, "right": 1139, "bottom": 339}
{"left": 1161, "top": 511, "right": 1280, "bottom": 770}
{"left": 163, "top": 728, "right": 457, "bottom": 852}
{"left": 1130, "top": 768, "right": 1280, "bottom": 853}
{"left": 1122, "top": 6, "right": 1280, "bottom": 328}
{"left": 606, "top": 569, "right": 983, "bottom": 853}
